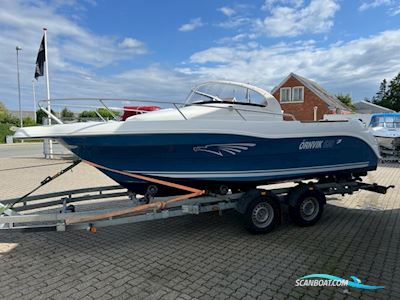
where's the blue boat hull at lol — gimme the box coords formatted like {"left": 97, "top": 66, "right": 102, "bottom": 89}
{"left": 60, "top": 133, "right": 378, "bottom": 195}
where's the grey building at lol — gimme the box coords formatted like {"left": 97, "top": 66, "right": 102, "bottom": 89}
{"left": 9, "top": 110, "right": 36, "bottom": 119}
{"left": 353, "top": 101, "right": 395, "bottom": 114}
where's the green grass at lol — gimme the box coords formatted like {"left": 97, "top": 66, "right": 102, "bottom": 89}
{"left": 0, "top": 123, "right": 43, "bottom": 144}
{"left": 0, "top": 123, "right": 13, "bottom": 143}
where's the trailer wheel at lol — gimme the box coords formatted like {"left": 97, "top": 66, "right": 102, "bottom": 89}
{"left": 288, "top": 188, "right": 325, "bottom": 227}
{"left": 244, "top": 197, "right": 279, "bottom": 234}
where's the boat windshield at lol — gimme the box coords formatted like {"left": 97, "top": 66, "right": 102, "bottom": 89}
{"left": 185, "top": 82, "right": 268, "bottom": 107}
{"left": 370, "top": 115, "right": 400, "bottom": 128}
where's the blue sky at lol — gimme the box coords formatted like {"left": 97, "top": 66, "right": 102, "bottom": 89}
{"left": 1, "top": 0, "right": 400, "bottom": 110}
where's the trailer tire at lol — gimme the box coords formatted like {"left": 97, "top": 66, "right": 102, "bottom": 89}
{"left": 244, "top": 196, "right": 280, "bottom": 234}
{"left": 288, "top": 188, "right": 325, "bottom": 227}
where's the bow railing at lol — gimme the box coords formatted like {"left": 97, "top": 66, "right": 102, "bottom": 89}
{"left": 37, "top": 98, "right": 296, "bottom": 124}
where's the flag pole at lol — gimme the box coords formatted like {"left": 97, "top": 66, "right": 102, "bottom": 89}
{"left": 32, "top": 79, "right": 37, "bottom": 123}
{"left": 16, "top": 46, "right": 23, "bottom": 128}
{"left": 43, "top": 28, "right": 53, "bottom": 159}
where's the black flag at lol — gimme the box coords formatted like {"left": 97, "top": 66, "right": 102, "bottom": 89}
{"left": 34, "top": 35, "right": 45, "bottom": 80}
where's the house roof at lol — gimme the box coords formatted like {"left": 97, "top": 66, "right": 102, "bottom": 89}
{"left": 271, "top": 73, "right": 351, "bottom": 112}
{"left": 353, "top": 100, "right": 394, "bottom": 113}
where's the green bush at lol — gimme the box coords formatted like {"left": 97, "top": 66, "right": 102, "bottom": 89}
{"left": 0, "top": 102, "right": 7, "bottom": 121}
{"left": 79, "top": 110, "right": 98, "bottom": 118}
{"left": 0, "top": 102, "right": 19, "bottom": 126}
{"left": 0, "top": 102, "right": 38, "bottom": 143}
{"left": 79, "top": 108, "right": 120, "bottom": 120}
{"left": 36, "top": 109, "right": 46, "bottom": 124}
{"left": 36, "top": 109, "right": 56, "bottom": 124}
{"left": 0, "top": 123, "right": 13, "bottom": 143}
{"left": 97, "top": 108, "right": 114, "bottom": 119}
{"left": 61, "top": 107, "right": 74, "bottom": 118}
{"left": 23, "top": 117, "right": 36, "bottom": 127}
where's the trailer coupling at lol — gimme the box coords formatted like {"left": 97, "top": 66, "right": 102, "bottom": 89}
{"left": 359, "top": 183, "right": 394, "bottom": 194}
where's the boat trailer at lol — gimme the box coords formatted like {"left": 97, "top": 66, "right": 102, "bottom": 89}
{"left": 379, "top": 146, "right": 400, "bottom": 163}
{"left": 0, "top": 160, "right": 394, "bottom": 234}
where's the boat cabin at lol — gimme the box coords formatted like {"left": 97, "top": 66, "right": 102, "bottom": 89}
{"left": 370, "top": 113, "right": 400, "bottom": 128}
{"left": 185, "top": 81, "right": 282, "bottom": 113}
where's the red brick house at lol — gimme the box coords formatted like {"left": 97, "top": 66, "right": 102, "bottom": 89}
{"left": 271, "top": 73, "right": 351, "bottom": 121}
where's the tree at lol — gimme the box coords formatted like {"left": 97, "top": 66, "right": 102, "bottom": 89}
{"left": 0, "top": 102, "right": 6, "bottom": 114}
{"left": 79, "top": 108, "right": 120, "bottom": 120}
{"left": 335, "top": 93, "right": 355, "bottom": 110}
{"left": 374, "top": 79, "right": 387, "bottom": 103}
{"left": 97, "top": 108, "right": 120, "bottom": 119}
{"left": 23, "top": 117, "right": 36, "bottom": 127}
{"left": 372, "top": 78, "right": 390, "bottom": 108}
{"left": 0, "top": 101, "right": 19, "bottom": 126}
{"left": 386, "top": 73, "right": 400, "bottom": 111}
{"left": 0, "top": 102, "right": 8, "bottom": 122}
{"left": 372, "top": 73, "right": 400, "bottom": 111}
{"left": 79, "top": 110, "right": 98, "bottom": 119}
{"left": 61, "top": 107, "right": 74, "bottom": 119}
{"left": 36, "top": 109, "right": 56, "bottom": 125}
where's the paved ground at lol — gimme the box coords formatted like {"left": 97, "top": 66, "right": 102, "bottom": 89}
{"left": 0, "top": 143, "right": 71, "bottom": 158}
{"left": 0, "top": 157, "right": 399, "bottom": 300}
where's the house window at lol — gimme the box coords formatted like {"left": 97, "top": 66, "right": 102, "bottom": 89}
{"left": 280, "top": 87, "right": 291, "bottom": 102}
{"left": 292, "top": 86, "right": 304, "bottom": 102}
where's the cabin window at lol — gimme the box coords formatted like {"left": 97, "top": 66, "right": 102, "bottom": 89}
{"left": 377, "top": 117, "right": 385, "bottom": 127}
{"left": 280, "top": 87, "right": 291, "bottom": 102}
{"left": 292, "top": 86, "right": 304, "bottom": 102}
{"left": 369, "top": 117, "right": 377, "bottom": 127}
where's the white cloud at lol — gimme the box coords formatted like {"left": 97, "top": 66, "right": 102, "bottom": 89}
{"left": 218, "top": 6, "right": 236, "bottom": 17}
{"left": 181, "top": 30, "right": 400, "bottom": 99}
{"left": 359, "top": 0, "right": 391, "bottom": 11}
{"left": 392, "top": 6, "right": 400, "bottom": 14}
{"left": 217, "top": 34, "right": 254, "bottom": 45}
{"left": 118, "top": 37, "right": 147, "bottom": 55}
{"left": 0, "top": 0, "right": 148, "bottom": 110}
{"left": 217, "top": 17, "right": 252, "bottom": 29}
{"left": 215, "top": 4, "right": 254, "bottom": 29}
{"left": 262, "top": 0, "right": 304, "bottom": 10}
{"left": 178, "top": 18, "right": 204, "bottom": 32}
{"left": 189, "top": 47, "right": 247, "bottom": 64}
{"left": 258, "top": 0, "right": 340, "bottom": 37}
{"left": 1, "top": 0, "right": 399, "bottom": 114}
{"left": 359, "top": 0, "right": 400, "bottom": 15}
{"left": 0, "top": 1, "right": 147, "bottom": 68}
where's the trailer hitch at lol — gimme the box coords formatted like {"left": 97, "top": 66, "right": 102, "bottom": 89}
{"left": 360, "top": 183, "right": 395, "bottom": 194}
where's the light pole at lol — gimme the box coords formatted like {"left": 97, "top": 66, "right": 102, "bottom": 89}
{"left": 16, "top": 46, "right": 23, "bottom": 128}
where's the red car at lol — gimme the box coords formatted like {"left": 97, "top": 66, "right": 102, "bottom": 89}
{"left": 121, "top": 106, "right": 160, "bottom": 121}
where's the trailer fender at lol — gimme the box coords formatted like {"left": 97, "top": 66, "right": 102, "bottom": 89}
{"left": 286, "top": 184, "right": 326, "bottom": 208}
{"left": 286, "top": 184, "right": 326, "bottom": 227}
{"left": 236, "top": 189, "right": 281, "bottom": 221}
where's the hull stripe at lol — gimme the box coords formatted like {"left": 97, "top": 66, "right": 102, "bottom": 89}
{"left": 125, "top": 162, "right": 370, "bottom": 179}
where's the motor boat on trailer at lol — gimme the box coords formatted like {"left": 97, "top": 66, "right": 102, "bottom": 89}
{"left": 369, "top": 113, "right": 400, "bottom": 161}
{"left": 14, "top": 81, "right": 380, "bottom": 196}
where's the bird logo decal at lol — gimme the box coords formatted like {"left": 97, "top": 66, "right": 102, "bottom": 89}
{"left": 193, "top": 143, "right": 256, "bottom": 157}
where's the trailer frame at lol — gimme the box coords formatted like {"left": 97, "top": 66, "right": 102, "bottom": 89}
{"left": 0, "top": 179, "right": 393, "bottom": 234}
